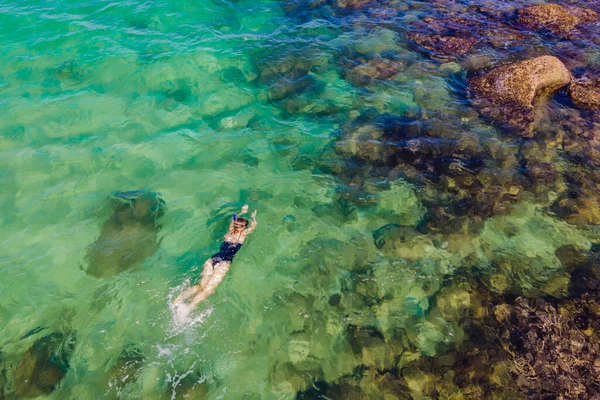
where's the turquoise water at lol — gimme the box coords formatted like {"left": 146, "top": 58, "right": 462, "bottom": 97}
{"left": 1, "top": 0, "right": 600, "bottom": 398}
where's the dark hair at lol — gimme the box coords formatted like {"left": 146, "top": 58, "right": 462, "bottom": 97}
{"left": 236, "top": 217, "right": 249, "bottom": 227}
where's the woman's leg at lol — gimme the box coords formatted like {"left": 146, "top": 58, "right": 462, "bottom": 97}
{"left": 189, "top": 261, "right": 231, "bottom": 307}
{"left": 198, "top": 258, "right": 216, "bottom": 290}
{"left": 175, "top": 259, "right": 215, "bottom": 304}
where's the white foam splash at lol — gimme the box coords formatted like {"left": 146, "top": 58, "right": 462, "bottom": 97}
{"left": 167, "top": 281, "right": 214, "bottom": 337}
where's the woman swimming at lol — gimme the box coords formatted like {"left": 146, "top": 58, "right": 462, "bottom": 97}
{"left": 175, "top": 205, "right": 257, "bottom": 308}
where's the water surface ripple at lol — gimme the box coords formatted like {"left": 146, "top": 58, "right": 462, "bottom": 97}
{"left": 1, "top": 0, "right": 600, "bottom": 398}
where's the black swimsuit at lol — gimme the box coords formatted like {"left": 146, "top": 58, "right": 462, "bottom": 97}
{"left": 211, "top": 241, "right": 242, "bottom": 264}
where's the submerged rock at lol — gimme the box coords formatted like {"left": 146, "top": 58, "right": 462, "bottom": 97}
{"left": 438, "top": 61, "right": 462, "bottom": 75}
{"left": 85, "top": 191, "right": 165, "bottom": 278}
{"left": 270, "top": 361, "right": 313, "bottom": 396}
{"left": 517, "top": 4, "right": 598, "bottom": 38}
{"left": 495, "top": 296, "right": 600, "bottom": 398}
{"left": 287, "top": 334, "right": 311, "bottom": 366}
{"left": 334, "top": 113, "right": 526, "bottom": 233}
{"left": 523, "top": 161, "right": 558, "bottom": 192}
{"left": 570, "top": 261, "right": 600, "bottom": 295}
{"left": 311, "top": 197, "right": 358, "bottom": 222}
{"left": 269, "top": 69, "right": 315, "bottom": 101}
{"left": 555, "top": 244, "right": 600, "bottom": 296}
{"left": 53, "top": 60, "right": 84, "bottom": 81}
{"left": 105, "top": 346, "right": 145, "bottom": 394}
{"left": 166, "top": 372, "right": 209, "bottom": 400}
{"left": 405, "top": 11, "right": 524, "bottom": 60}
{"left": 469, "top": 56, "right": 571, "bottom": 135}
{"left": 403, "top": 368, "right": 436, "bottom": 399}
{"left": 411, "top": 33, "right": 479, "bottom": 58}
{"left": 345, "top": 57, "right": 405, "bottom": 87}
{"left": 396, "top": 277, "right": 600, "bottom": 398}
{"left": 14, "top": 332, "right": 76, "bottom": 398}
{"left": 346, "top": 325, "right": 385, "bottom": 355}
{"left": 372, "top": 224, "right": 418, "bottom": 250}
{"left": 549, "top": 173, "right": 600, "bottom": 226}
{"left": 296, "top": 380, "right": 347, "bottom": 399}
{"left": 434, "top": 283, "right": 472, "bottom": 322}
{"left": 335, "top": 0, "right": 377, "bottom": 11}
{"left": 471, "top": 56, "right": 571, "bottom": 107}
{"left": 293, "top": 268, "right": 600, "bottom": 399}
{"left": 569, "top": 74, "right": 600, "bottom": 110}
{"left": 255, "top": 47, "right": 328, "bottom": 103}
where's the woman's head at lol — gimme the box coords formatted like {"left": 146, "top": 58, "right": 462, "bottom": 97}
{"left": 234, "top": 217, "right": 249, "bottom": 231}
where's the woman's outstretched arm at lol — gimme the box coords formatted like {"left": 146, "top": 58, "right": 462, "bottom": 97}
{"left": 243, "top": 210, "right": 258, "bottom": 236}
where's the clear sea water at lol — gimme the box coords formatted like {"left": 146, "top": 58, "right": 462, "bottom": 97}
{"left": 1, "top": 0, "right": 599, "bottom": 398}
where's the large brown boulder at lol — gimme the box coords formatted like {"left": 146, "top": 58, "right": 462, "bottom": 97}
{"left": 469, "top": 56, "right": 571, "bottom": 135}
{"left": 517, "top": 4, "right": 598, "bottom": 38}
{"left": 470, "top": 56, "right": 571, "bottom": 109}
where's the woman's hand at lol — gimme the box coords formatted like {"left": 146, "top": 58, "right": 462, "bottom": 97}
{"left": 251, "top": 210, "right": 257, "bottom": 221}
{"left": 241, "top": 204, "right": 249, "bottom": 214}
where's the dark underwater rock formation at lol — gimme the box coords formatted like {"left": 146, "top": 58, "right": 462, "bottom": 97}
{"left": 255, "top": 47, "right": 328, "bottom": 103}
{"left": 495, "top": 296, "right": 600, "bottom": 398}
{"left": 404, "top": 9, "right": 531, "bottom": 61}
{"left": 406, "top": 14, "right": 485, "bottom": 59}
{"left": 297, "top": 373, "right": 411, "bottom": 399}
{"left": 52, "top": 60, "right": 84, "bottom": 81}
{"left": 164, "top": 372, "right": 209, "bottom": 400}
{"left": 85, "top": 191, "right": 165, "bottom": 278}
{"left": 372, "top": 224, "right": 419, "bottom": 250}
{"left": 469, "top": 56, "right": 571, "bottom": 135}
{"left": 430, "top": 277, "right": 600, "bottom": 398}
{"left": 555, "top": 244, "right": 600, "bottom": 296}
{"left": 411, "top": 33, "right": 479, "bottom": 58}
{"left": 344, "top": 57, "right": 405, "bottom": 87}
{"left": 552, "top": 110, "right": 600, "bottom": 227}
{"left": 268, "top": 69, "right": 315, "bottom": 101}
{"left": 549, "top": 168, "right": 600, "bottom": 225}
{"left": 14, "top": 332, "right": 76, "bottom": 398}
{"left": 346, "top": 325, "right": 385, "bottom": 356}
{"left": 105, "top": 346, "right": 145, "bottom": 394}
{"left": 334, "top": 114, "right": 525, "bottom": 233}
{"left": 335, "top": 0, "right": 378, "bottom": 11}
{"left": 261, "top": 0, "right": 600, "bottom": 398}
{"left": 517, "top": 3, "right": 598, "bottom": 38}
{"left": 550, "top": 188, "right": 600, "bottom": 225}
{"left": 287, "top": 259, "right": 600, "bottom": 399}
{"left": 378, "top": 286, "right": 600, "bottom": 399}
